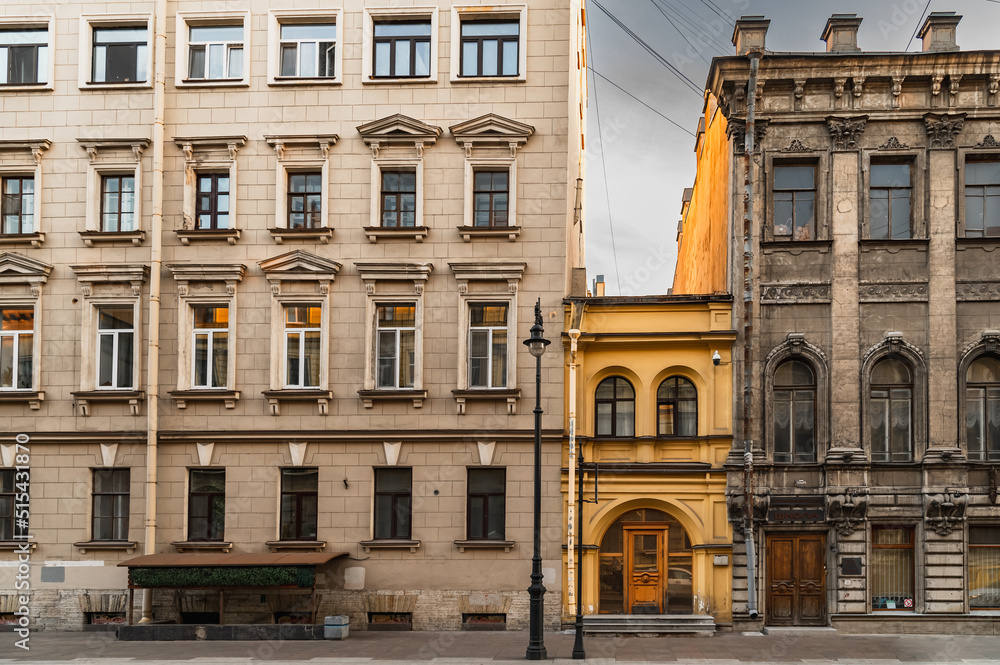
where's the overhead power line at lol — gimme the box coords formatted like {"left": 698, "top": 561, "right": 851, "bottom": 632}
{"left": 589, "top": 67, "right": 696, "bottom": 137}
{"left": 904, "top": 0, "right": 933, "bottom": 51}
{"left": 655, "top": 0, "right": 734, "bottom": 55}
{"left": 649, "top": 0, "right": 713, "bottom": 65}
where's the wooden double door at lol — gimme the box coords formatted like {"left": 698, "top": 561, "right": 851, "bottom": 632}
{"left": 766, "top": 533, "right": 827, "bottom": 626}
{"left": 624, "top": 524, "right": 666, "bottom": 614}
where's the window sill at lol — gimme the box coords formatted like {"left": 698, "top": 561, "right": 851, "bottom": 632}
{"left": 859, "top": 238, "right": 929, "bottom": 252}
{"left": 0, "top": 391, "right": 44, "bottom": 410}
{"left": 73, "top": 540, "right": 138, "bottom": 553}
{"left": 364, "top": 226, "right": 429, "bottom": 243}
{"left": 451, "top": 75, "right": 525, "bottom": 84}
{"left": 169, "top": 390, "right": 239, "bottom": 410}
{"left": 956, "top": 237, "right": 1000, "bottom": 250}
{"left": 265, "top": 540, "right": 327, "bottom": 552}
{"left": 452, "top": 388, "right": 520, "bottom": 415}
{"left": 0, "top": 84, "right": 52, "bottom": 92}
{"left": 0, "top": 541, "right": 37, "bottom": 552}
{"left": 177, "top": 79, "right": 249, "bottom": 88}
{"left": 261, "top": 389, "right": 333, "bottom": 416}
{"left": 172, "top": 540, "right": 233, "bottom": 553}
{"left": 176, "top": 228, "right": 240, "bottom": 245}
{"left": 0, "top": 232, "right": 44, "bottom": 248}
{"left": 457, "top": 226, "right": 520, "bottom": 242}
{"left": 454, "top": 539, "right": 514, "bottom": 553}
{"left": 360, "top": 539, "right": 420, "bottom": 553}
{"left": 80, "top": 230, "right": 145, "bottom": 247}
{"left": 357, "top": 389, "right": 427, "bottom": 409}
{"left": 82, "top": 82, "right": 152, "bottom": 90}
{"left": 760, "top": 239, "right": 832, "bottom": 254}
{"left": 363, "top": 77, "right": 437, "bottom": 85}
{"left": 269, "top": 227, "right": 333, "bottom": 244}
{"left": 269, "top": 77, "right": 342, "bottom": 87}
{"left": 71, "top": 390, "right": 145, "bottom": 417}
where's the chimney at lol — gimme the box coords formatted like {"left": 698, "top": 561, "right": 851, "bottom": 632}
{"left": 919, "top": 12, "right": 961, "bottom": 52}
{"left": 821, "top": 14, "right": 862, "bottom": 53}
{"left": 732, "top": 16, "right": 770, "bottom": 56}
{"left": 594, "top": 275, "right": 606, "bottom": 297}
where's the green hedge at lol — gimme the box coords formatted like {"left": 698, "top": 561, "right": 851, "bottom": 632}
{"left": 130, "top": 566, "right": 315, "bottom": 588}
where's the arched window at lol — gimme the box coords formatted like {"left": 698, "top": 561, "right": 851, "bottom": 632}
{"left": 595, "top": 377, "right": 634, "bottom": 437}
{"left": 657, "top": 376, "right": 697, "bottom": 436}
{"left": 870, "top": 357, "right": 913, "bottom": 462}
{"left": 773, "top": 360, "right": 816, "bottom": 463}
{"left": 966, "top": 355, "right": 1000, "bottom": 462}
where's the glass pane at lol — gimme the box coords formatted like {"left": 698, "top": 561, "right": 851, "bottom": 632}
{"left": 286, "top": 332, "right": 300, "bottom": 385}
{"left": 870, "top": 189, "right": 889, "bottom": 239}
{"left": 986, "top": 192, "right": 1000, "bottom": 236}
{"left": 482, "top": 39, "right": 498, "bottom": 76}
{"left": 189, "top": 26, "right": 243, "bottom": 42}
{"left": 659, "top": 403, "right": 675, "bottom": 436}
{"left": 188, "top": 45, "right": 205, "bottom": 78}
{"left": 793, "top": 195, "right": 814, "bottom": 241}
{"left": 299, "top": 41, "right": 317, "bottom": 77}
{"left": 616, "top": 400, "right": 635, "bottom": 436}
{"left": 774, "top": 165, "right": 814, "bottom": 190}
{"left": 871, "top": 396, "right": 888, "bottom": 461}
{"left": 599, "top": 555, "right": 624, "bottom": 613}
{"left": 872, "top": 358, "right": 911, "bottom": 384}
{"left": 793, "top": 395, "right": 815, "bottom": 462}
{"left": 93, "top": 45, "right": 106, "bottom": 82}
{"left": 374, "top": 495, "right": 392, "bottom": 539}
{"left": 374, "top": 42, "right": 390, "bottom": 77}
{"left": 94, "top": 27, "right": 146, "bottom": 44}
{"left": 775, "top": 360, "right": 814, "bottom": 386}
{"left": 502, "top": 41, "right": 518, "bottom": 76}
{"left": 773, "top": 198, "right": 793, "bottom": 238}
{"left": 376, "top": 468, "right": 410, "bottom": 492}
{"left": 414, "top": 41, "right": 430, "bottom": 77}
{"left": 304, "top": 332, "right": 320, "bottom": 387}
{"left": 193, "top": 306, "right": 228, "bottom": 329}
{"left": 632, "top": 533, "right": 658, "bottom": 572}
{"left": 471, "top": 304, "right": 507, "bottom": 327}
{"left": 280, "top": 44, "right": 296, "bottom": 76}
{"left": 191, "top": 469, "right": 225, "bottom": 493}
{"left": 398, "top": 329, "right": 414, "bottom": 388}
{"left": 0, "top": 336, "right": 12, "bottom": 388}
{"left": 470, "top": 468, "right": 505, "bottom": 494}
{"left": 970, "top": 544, "right": 1000, "bottom": 608}
{"left": 890, "top": 190, "right": 911, "bottom": 240}
{"left": 0, "top": 30, "right": 47, "bottom": 46}
{"left": 462, "top": 22, "right": 519, "bottom": 37}
{"left": 677, "top": 399, "right": 697, "bottom": 436}
{"left": 462, "top": 41, "right": 477, "bottom": 76}
{"left": 872, "top": 163, "right": 911, "bottom": 187}
{"left": 395, "top": 39, "right": 410, "bottom": 76}
{"left": 890, "top": 392, "right": 912, "bottom": 461}
{"left": 596, "top": 378, "right": 616, "bottom": 399}
{"left": 773, "top": 393, "right": 791, "bottom": 462}
{"left": 98, "top": 334, "right": 114, "bottom": 387}
{"left": 616, "top": 379, "right": 635, "bottom": 399}
{"left": 967, "top": 388, "right": 984, "bottom": 460}
{"left": 377, "top": 330, "right": 396, "bottom": 389}
{"left": 378, "top": 304, "right": 415, "bottom": 327}
{"left": 282, "top": 467, "right": 318, "bottom": 492}
{"left": 16, "top": 333, "right": 31, "bottom": 389}
{"left": 212, "top": 332, "right": 228, "bottom": 388}
{"left": 117, "top": 331, "right": 133, "bottom": 388}
{"left": 966, "top": 161, "right": 1000, "bottom": 186}
{"left": 208, "top": 43, "right": 224, "bottom": 78}
{"left": 966, "top": 191, "right": 985, "bottom": 235}
{"left": 596, "top": 402, "right": 612, "bottom": 436}
{"left": 194, "top": 334, "right": 208, "bottom": 386}
{"left": 491, "top": 330, "right": 507, "bottom": 388}
{"left": 281, "top": 24, "right": 336, "bottom": 40}
{"left": 136, "top": 44, "right": 147, "bottom": 81}
{"left": 374, "top": 22, "right": 432, "bottom": 37}
{"left": 227, "top": 47, "right": 242, "bottom": 78}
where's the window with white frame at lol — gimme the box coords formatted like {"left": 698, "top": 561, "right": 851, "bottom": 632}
{"left": 267, "top": 10, "right": 343, "bottom": 86}
{"left": 0, "top": 26, "right": 48, "bottom": 86}
{"left": 376, "top": 304, "right": 416, "bottom": 390}
{"left": 0, "top": 253, "right": 49, "bottom": 403}
{"left": 450, "top": 6, "right": 527, "bottom": 83}
{"left": 284, "top": 305, "right": 321, "bottom": 389}
{"left": 2, "top": 176, "right": 34, "bottom": 234}
{"left": 175, "top": 13, "right": 250, "bottom": 86}
{"left": 96, "top": 306, "right": 134, "bottom": 390}
{"left": 0, "top": 307, "right": 32, "bottom": 390}
{"left": 468, "top": 303, "right": 508, "bottom": 389}
{"left": 362, "top": 8, "right": 438, "bottom": 82}
{"left": 192, "top": 305, "right": 229, "bottom": 389}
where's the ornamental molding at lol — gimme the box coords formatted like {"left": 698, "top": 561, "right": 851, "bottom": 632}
{"left": 726, "top": 492, "right": 770, "bottom": 536}
{"left": 960, "top": 330, "right": 1000, "bottom": 360}
{"left": 957, "top": 281, "right": 1000, "bottom": 301}
{"left": 70, "top": 263, "right": 149, "bottom": 297}
{"left": 924, "top": 491, "right": 968, "bottom": 537}
{"left": 782, "top": 139, "right": 811, "bottom": 152}
{"left": 878, "top": 136, "right": 910, "bottom": 150}
{"left": 764, "top": 332, "right": 828, "bottom": 367}
{"left": 258, "top": 250, "right": 341, "bottom": 295}
{"left": 0, "top": 252, "right": 52, "bottom": 294}
{"left": 827, "top": 491, "right": 869, "bottom": 537}
{"left": 827, "top": 116, "right": 868, "bottom": 150}
{"left": 726, "top": 117, "right": 768, "bottom": 153}
{"left": 975, "top": 134, "right": 1000, "bottom": 149}
{"left": 923, "top": 112, "right": 966, "bottom": 148}
{"left": 861, "top": 331, "right": 925, "bottom": 369}
{"left": 857, "top": 282, "right": 928, "bottom": 302}
{"left": 760, "top": 282, "right": 830, "bottom": 304}
{"left": 450, "top": 114, "right": 534, "bottom": 157}
{"left": 355, "top": 261, "right": 433, "bottom": 296}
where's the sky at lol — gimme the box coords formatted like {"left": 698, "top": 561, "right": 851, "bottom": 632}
{"left": 584, "top": 0, "right": 1000, "bottom": 296}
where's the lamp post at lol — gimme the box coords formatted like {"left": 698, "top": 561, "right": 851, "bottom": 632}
{"left": 524, "top": 298, "right": 549, "bottom": 661}
{"left": 571, "top": 450, "right": 586, "bottom": 659}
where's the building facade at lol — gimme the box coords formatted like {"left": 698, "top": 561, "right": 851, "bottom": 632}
{"left": 674, "top": 13, "right": 1000, "bottom": 633}
{"left": 560, "top": 296, "right": 735, "bottom": 630}
{"left": 0, "top": 0, "right": 586, "bottom": 631}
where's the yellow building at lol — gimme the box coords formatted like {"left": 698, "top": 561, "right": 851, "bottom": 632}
{"left": 562, "top": 295, "right": 735, "bottom": 630}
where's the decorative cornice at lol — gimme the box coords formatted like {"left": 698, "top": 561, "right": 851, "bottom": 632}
{"left": 957, "top": 282, "right": 1000, "bottom": 301}
{"left": 826, "top": 115, "right": 868, "bottom": 150}
{"left": 878, "top": 136, "right": 909, "bottom": 150}
{"left": 355, "top": 262, "right": 433, "bottom": 296}
{"left": 764, "top": 332, "right": 828, "bottom": 367}
{"left": 861, "top": 331, "right": 925, "bottom": 368}
{"left": 0, "top": 252, "right": 53, "bottom": 293}
{"left": 357, "top": 114, "right": 443, "bottom": 150}
{"left": 167, "top": 263, "right": 246, "bottom": 296}
{"left": 263, "top": 134, "right": 339, "bottom": 160}
{"left": 827, "top": 491, "right": 868, "bottom": 537}
{"left": 760, "top": 282, "right": 830, "bottom": 304}
{"left": 70, "top": 264, "right": 149, "bottom": 297}
{"left": 924, "top": 112, "right": 966, "bottom": 148}
{"left": 448, "top": 262, "right": 526, "bottom": 295}
{"left": 960, "top": 330, "right": 1000, "bottom": 360}
{"left": 857, "top": 282, "right": 928, "bottom": 302}
{"left": 449, "top": 114, "right": 534, "bottom": 157}
{"left": 727, "top": 117, "right": 768, "bottom": 153}
{"left": 925, "top": 491, "right": 967, "bottom": 537}
{"left": 975, "top": 134, "right": 1000, "bottom": 149}
{"left": 258, "top": 250, "right": 341, "bottom": 295}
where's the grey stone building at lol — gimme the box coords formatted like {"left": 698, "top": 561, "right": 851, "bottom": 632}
{"left": 675, "top": 13, "right": 1000, "bottom": 633}
{"left": 0, "top": 0, "right": 586, "bottom": 631}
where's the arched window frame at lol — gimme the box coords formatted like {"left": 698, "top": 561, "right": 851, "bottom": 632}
{"left": 860, "top": 333, "right": 926, "bottom": 463}
{"left": 594, "top": 376, "right": 635, "bottom": 438}
{"left": 763, "top": 333, "right": 829, "bottom": 464}
{"left": 656, "top": 375, "right": 698, "bottom": 437}
{"left": 958, "top": 331, "right": 1000, "bottom": 462}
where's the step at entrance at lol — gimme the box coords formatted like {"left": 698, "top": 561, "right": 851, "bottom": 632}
{"left": 582, "top": 614, "right": 716, "bottom": 636}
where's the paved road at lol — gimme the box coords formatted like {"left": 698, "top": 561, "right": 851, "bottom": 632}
{"left": 2, "top": 630, "right": 999, "bottom": 664}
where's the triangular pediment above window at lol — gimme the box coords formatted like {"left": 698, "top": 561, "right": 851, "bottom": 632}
{"left": 259, "top": 250, "right": 342, "bottom": 278}
{"left": 357, "top": 114, "right": 443, "bottom": 147}
{"left": 0, "top": 252, "right": 53, "bottom": 288}
{"left": 450, "top": 114, "right": 535, "bottom": 150}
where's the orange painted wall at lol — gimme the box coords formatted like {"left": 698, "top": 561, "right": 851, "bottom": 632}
{"left": 672, "top": 98, "right": 730, "bottom": 295}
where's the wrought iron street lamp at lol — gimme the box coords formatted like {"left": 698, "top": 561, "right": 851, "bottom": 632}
{"left": 524, "top": 298, "right": 549, "bottom": 660}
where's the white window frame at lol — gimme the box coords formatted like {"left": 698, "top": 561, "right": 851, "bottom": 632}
{"left": 95, "top": 303, "right": 138, "bottom": 391}
{"left": 190, "top": 304, "right": 231, "bottom": 390}
{"left": 175, "top": 11, "right": 250, "bottom": 88}
{"left": 78, "top": 14, "right": 154, "bottom": 90}
{"left": 450, "top": 5, "right": 527, "bottom": 84}
{"left": 0, "top": 301, "right": 36, "bottom": 392}
{"left": 0, "top": 16, "right": 55, "bottom": 91}
{"left": 463, "top": 157, "right": 516, "bottom": 229}
{"left": 0, "top": 140, "right": 48, "bottom": 246}
{"left": 375, "top": 303, "right": 417, "bottom": 390}
{"left": 467, "top": 302, "right": 511, "bottom": 389}
{"left": 0, "top": 254, "right": 49, "bottom": 405}
{"left": 362, "top": 7, "right": 438, "bottom": 84}
{"left": 282, "top": 303, "right": 324, "bottom": 389}
{"left": 371, "top": 158, "right": 423, "bottom": 229}
{"left": 267, "top": 9, "right": 343, "bottom": 86}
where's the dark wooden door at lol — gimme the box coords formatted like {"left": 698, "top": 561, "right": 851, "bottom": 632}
{"left": 625, "top": 527, "right": 665, "bottom": 614}
{"left": 766, "top": 534, "right": 826, "bottom": 626}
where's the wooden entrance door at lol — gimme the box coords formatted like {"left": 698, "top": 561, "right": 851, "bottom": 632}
{"left": 766, "top": 534, "right": 826, "bottom": 625}
{"left": 624, "top": 525, "right": 666, "bottom": 614}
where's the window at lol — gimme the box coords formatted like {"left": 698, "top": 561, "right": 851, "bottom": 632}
{"left": 468, "top": 304, "right": 508, "bottom": 389}
{"left": 187, "top": 25, "right": 243, "bottom": 80}
{"left": 870, "top": 163, "right": 911, "bottom": 240}
{"left": 0, "top": 307, "right": 32, "bottom": 390}
{"left": 287, "top": 173, "right": 322, "bottom": 229}
{"left": 773, "top": 360, "right": 816, "bottom": 463}
{"left": 473, "top": 171, "right": 509, "bottom": 227}
{"left": 192, "top": 305, "right": 229, "bottom": 389}
{"left": 460, "top": 21, "right": 519, "bottom": 77}
{"left": 871, "top": 526, "right": 914, "bottom": 611}
{"left": 100, "top": 175, "right": 136, "bottom": 232}
{"left": 773, "top": 165, "right": 815, "bottom": 241}
{"left": 0, "top": 470, "right": 14, "bottom": 541}
{"left": 965, "top": 160, "right": 1000, "bottom": 238}
{"left": 595, "top": 377, "right": 635, "bottom": 437}
{"left": 970, "top": 526, "right": 1000, "bottom": 610}
{"left": 2, "top": 176, "right": 33, "bottom": 234}
{"left": 92, "top": 27, "right": 146, "bottom": 83}
{"left": 380, "top": 171, "right": 416, "bottom": 228}
{"left": 280, "top": 468, "right": 318, "bottom": 541}
{"left": 96, "top": 306, "right": 134, "bottom": 390}
{"left": 374, "top": 468, "right": 411, "bottom": 540}
{"left": 467, "top": 468, "right": 505, "bottom": 540}
{"left": 92, "top": 468, "right": 129, "bottom": 541}
{"left": 373, "top": 21, "right": 431, "bottom": 78}
{"left": 284, "top": 305, "right": 321, "bottom": 389}
{"left": 376, "top": 304, "right": 415, "bottom": 390}
{"left": 195, "top": 174, "right": 230, "bottom": 230}
{"left": 657, "top": 376, "right": 697, "bottom": 437}
{"left": 966, "top": 356, "right": 1000, "bottom": 462}
{"left": 188, "top": 469, "right": 225, "bottom": 541}
{"left": 279, "top": 24, "right": 335, "bottom": 78}
{"left": 870, "top": 358, "right": 912, "bottom": 462}
{"left": 0, "top": 28, "right": 47, "bottom": 85}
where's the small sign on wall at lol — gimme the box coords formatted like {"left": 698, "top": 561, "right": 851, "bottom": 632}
{"left": 713, "top": 554, "right": 729, "bottom": 566}
{"left": 840, "top": 557, "right": 863, "bottom": 576}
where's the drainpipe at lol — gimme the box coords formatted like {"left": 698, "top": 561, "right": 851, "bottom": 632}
{"left": 743, "top": 52, "right": 760, "bottom": 621}
{"left": 567, "top": 326, "right": 581, "bottom": 617}
{"left": 141, "top": 0, "right": 167, "bottom": 623}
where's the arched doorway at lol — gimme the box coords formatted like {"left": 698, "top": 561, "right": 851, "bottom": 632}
{"left": 598, "top": 508, "right": 694, "bottom": 614}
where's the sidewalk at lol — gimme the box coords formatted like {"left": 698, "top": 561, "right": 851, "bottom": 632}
{"left": 3, "top": 630, "right": 1000, "bottom": 664}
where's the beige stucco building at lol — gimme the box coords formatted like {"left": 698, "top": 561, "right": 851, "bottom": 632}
{"left": 0, "top": 0, "right": 586, "bottom": 631}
